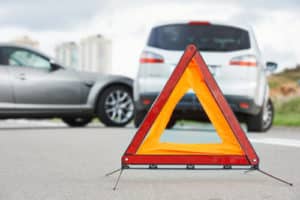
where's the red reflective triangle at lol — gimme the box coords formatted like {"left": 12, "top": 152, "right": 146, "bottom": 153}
{"left": 122, "top": 45, "right": 259, "bottom": 167}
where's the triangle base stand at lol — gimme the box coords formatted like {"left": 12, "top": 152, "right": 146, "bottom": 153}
{"left": 106, "top": 165, "right": 293, "bottom": 190}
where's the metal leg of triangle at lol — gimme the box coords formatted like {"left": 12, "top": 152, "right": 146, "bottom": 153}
{"left": 112, "top": 169, "right": 124, "bottom": 191}
{"left": 105, "top": 168, "right": 121, "bottom": 177}
{"left": 257, "top": 168, "right": 293, "bottom": 186}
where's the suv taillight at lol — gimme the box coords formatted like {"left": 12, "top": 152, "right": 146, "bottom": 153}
{"left": 140, "top": 51, "right": 164, "bottom": 64}
{"left": 188, "top": 21, "right": 210, "bottom": 26}
{"left": 229, "top": 55, "right": 257, "bottom": 67}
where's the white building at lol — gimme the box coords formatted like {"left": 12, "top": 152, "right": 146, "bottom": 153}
{"left": 79, "top": 34, "right": 112, "bottom": 73}
{"left": 11, "top": 35, "right": 39, "bottom": 48}
{"left": 55, "top": 42, "right": 78, "bottom": 68}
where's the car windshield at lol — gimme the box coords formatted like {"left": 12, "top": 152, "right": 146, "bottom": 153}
{"left": 147, "top": 24, "right": 250, "bottom": 52}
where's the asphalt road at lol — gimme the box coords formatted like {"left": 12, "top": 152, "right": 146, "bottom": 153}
{"left": 0, "top": 120, "right": 299, "bottom": 200}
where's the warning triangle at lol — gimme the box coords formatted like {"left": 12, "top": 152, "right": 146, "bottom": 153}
{"left": 122, "top": 45, "right": 259, "bottom": 167}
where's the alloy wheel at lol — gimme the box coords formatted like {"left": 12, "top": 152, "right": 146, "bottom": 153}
{"left": 104, "top": 89, "right": 134, "bottom": 124}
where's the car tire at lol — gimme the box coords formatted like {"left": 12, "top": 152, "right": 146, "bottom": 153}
{"left": 166, "top": 118, "right": 176, "bottom": 129}
{"left": 62, "top": 117, "right": 92, "bottom": 127}
{"left": 247, "top": 99, "right": 274, "bottom": 132}
{"left": 97, "top": 85, "right": 134, "bottom": 127}
{"left": 134, "top": 109, "right": 176, "bottom": 129}
{"left": 134, "top": 110, "right": 147, "bottom": 128}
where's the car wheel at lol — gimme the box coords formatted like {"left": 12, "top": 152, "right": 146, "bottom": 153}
{"left": 247, "top": 99, "right": 274, "bottom": 132}
{"left": 134, "top": 109, "right": 176, "bottom": 129}
{"left": 97, "top": 85, "right": 134, "bottom": 127}
{"left": 62, "top": 117, "right": 92, "bottom": 127}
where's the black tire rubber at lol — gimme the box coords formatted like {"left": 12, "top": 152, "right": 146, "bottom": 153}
{"left": 97, "top": 85, "right": 134, "bottom": 127}
{"left": 166, "top": 118, "right": 176, "bottom": 129}
{"left": 247, "top": 99, "right": 274, "bottom": 132}
{"left": 134, "top": 109, "right": 176, "bottom": 129}
{"left": 62, "top": 117, "right": 92, "bottom": 127}
{"left": 134, "top": 110, "right": 147, "bottom": 128}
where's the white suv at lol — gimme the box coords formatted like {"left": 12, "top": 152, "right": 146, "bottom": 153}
{"left": 134, "top": 21, "right": 277, "bottom": 132}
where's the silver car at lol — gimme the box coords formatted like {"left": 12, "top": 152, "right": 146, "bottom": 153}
{"left": 0, "top": 43, "right": 134, "bottom": 127}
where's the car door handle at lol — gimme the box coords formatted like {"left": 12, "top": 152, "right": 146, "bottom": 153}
{"left": 17, "top": 73, "right": 26, "bottom": 80}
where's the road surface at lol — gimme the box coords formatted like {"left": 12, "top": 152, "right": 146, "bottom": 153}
{"left": 0, "top": 120, "right": 299, "bottom": 200}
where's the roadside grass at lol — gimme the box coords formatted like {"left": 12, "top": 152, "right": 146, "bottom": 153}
{"left": 268, "top": 66, "right": 300, "bottom": 90}
{"left": 274, "top": 113, "right": 300, "bottom": 126}
{"left": 273, "top": 97, "right": 300, "bottom": 126}
{"left": 268, "top": 75, "right": 292, "bottom": 89}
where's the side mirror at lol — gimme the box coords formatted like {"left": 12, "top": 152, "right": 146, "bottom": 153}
{"left": 50, "top": 60, "right": 62, "bottom": 71}
{"left": 266, "top": 61, "right": 278, "bottom": 72}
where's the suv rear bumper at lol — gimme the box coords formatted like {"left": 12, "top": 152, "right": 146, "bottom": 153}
{"left": 135, "top": 93, "right": 261, "bottom": 120}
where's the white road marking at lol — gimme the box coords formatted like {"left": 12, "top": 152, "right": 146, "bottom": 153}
{"left": 250, "top": 138, "right": 300, "bottom": 148}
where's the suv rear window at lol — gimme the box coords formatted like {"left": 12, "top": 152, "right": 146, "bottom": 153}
{"left": 147, "top": 24, "right": 250, "bottom": 52}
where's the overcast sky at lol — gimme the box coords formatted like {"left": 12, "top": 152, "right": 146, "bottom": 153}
{"left": 0, "top": 0, "right": 299, "bottom": 77}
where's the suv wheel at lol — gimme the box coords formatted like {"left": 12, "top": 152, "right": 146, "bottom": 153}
{"left": 97, "top": 85, "right": 134, "bottom": 127}
{"left": 63, "top": 117, "right": 92, "bottom": 127}
{"left": 247, "top": 99, "right": 274, "bottom": 132}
